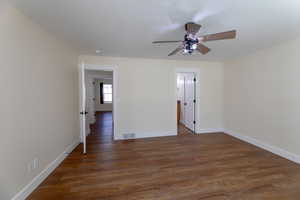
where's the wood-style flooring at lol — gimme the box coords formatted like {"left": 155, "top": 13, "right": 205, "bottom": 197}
{"left": 177, "top": 122, "right": 194, "bottom": 136}
{"left": 27, "top": 112, "right": 300, "bottom": 199}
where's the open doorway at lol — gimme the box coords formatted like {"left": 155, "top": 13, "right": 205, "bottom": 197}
{"left": 177, "top": 72, "right": 196, "bottom": 135}
{"left": 85, "top": 70, "right": 113, "bottom": 144}
{"left": 79, "top": 64, "right": 117, "bottom": 154}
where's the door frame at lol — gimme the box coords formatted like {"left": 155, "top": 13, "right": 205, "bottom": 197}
{"left": 175, "top": 68, "right": 200, "bottom": 134}
{"left": 79, "top": 64, "right": 118, "bottom": 151}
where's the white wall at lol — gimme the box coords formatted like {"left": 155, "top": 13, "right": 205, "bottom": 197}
{"left": 0, "top": 4, "right": 79, "bottom": 200}
{"left": 224, "top": 36, "right": 300, "bottom": 156}
{"left": 80, "top": 56, "right": 224, "bottom": 139}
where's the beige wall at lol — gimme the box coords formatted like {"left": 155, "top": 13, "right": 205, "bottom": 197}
{"left": 0, "top": 5, "right": 79, "bottom": 200}
{"left": 224, "top": 37, "right": 300, "bottom": 155}
{"left": 80, "top": 56, "right": 224, "bottom": 139}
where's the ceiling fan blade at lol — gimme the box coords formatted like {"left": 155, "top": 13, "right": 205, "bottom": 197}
{"left": 152, "top": 40, "right": 182, "bottom": 44}
{"left": 200, "top": 30, "right": 236, "bottom": 42}
{"left": 168, "top": 46, "right": 183, "bottom": 56}
{"left": 185, "top": 23, "right": 201, "bottom": 35}
{"left": 196, "top": 43, "right": 210, "bottom": 55}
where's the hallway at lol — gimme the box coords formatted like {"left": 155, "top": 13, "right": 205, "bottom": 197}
{"left": 89, "top": 111, "right": 113, "bottom": 144}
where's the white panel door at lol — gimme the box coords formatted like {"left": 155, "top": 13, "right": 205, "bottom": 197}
{"left": 184, "top": 73, "right": 195, "bottom": 132}
{"left": 79, "top": 64, "right": 87, "bottom": 154}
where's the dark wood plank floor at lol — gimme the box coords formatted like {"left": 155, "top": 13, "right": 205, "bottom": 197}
{"left": 27, "top": 112, "right": 300, "bottom": 199}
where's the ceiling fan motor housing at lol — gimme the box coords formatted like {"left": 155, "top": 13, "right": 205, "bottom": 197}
{"left": 184, "top": 34, "right": 199, "bottom": 54}
{"left": 185, "top": 22, "right": 197, "bottom": 32}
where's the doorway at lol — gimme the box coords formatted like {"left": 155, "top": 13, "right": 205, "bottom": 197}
{"left": 79, "top": 64, "right": 117, "bottom": 154}
{"left": 177, "top": 72, "right": 196, "bottom": 134}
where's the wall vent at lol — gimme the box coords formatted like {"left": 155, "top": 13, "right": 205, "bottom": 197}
{"left": 123, "top": 133, "right": 136, "bottom": 139}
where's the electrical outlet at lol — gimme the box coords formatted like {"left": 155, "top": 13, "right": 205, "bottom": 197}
{"left": 28, "top": 158, "right": 39, "bottom": 173}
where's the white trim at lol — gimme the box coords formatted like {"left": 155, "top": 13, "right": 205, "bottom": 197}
{"left": 225, "top": 130, "right": 300, "bottom": 164}
{"left": 114, "top": 131, "right": 177, "bottom": 140}
{"left": 78, "top": 62, "right": 86, "bottom": 153}
{"left": 11, "top": 141, "right": 79, "bottom": 200}
{"left": 89, "top": 74, "right": 113, "bottom": 80}
{"left": 84, "top": 64, "right": 116, "bottom": 71}
{"left": 175, "top": 67, "right": 201, "bottom": 134}
{"left": 95, "top": 109, "right": 113, "bottom": 112}
{"left": 197, "top": 128, "right": 225, "bottom": 134}
{"left": 78, "top": 62, "right": 84, "bottom": 144}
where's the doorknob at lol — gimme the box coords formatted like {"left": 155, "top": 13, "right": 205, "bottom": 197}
{"left": 184, "top": 102, "right": 187, "bottom": 106}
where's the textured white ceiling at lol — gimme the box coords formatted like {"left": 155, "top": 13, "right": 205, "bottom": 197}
{"left": 12, "top": 0, "right": 300, "bottom": 61}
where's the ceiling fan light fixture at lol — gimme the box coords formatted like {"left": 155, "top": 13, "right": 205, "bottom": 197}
{"left": 183, "top": 49, "right": 189, "bottom": 54}
{"left": 191, "top": 44, "right": 198, "bottom": 50}
{"left": 152, "top": 23, "right": 237, "bottom": 56}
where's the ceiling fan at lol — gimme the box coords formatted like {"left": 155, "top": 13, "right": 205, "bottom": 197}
{"left": 153, "top": 22, "right": 236, "bottom": 56}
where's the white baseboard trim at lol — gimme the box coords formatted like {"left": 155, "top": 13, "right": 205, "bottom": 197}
{"left": 12, "top": 141, "right": 80, "bottom": 200}
{"left": 197, "top": 128, "right": 225, "bottom": 134}
{"left": 114, "top": 131, "right": 177, "bottom": 140}
{"left": 114, "top": 128, "right": 226, "bottom": 140}
{"left": 225, "top": 130, "right": 300, "bottom": 164}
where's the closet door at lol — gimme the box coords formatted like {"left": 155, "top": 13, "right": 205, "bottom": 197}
{"left": 184, "top": 73, "right": 195, "bottom": 132}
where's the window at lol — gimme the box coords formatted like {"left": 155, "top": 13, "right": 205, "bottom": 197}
{"left": 103, "top": 84, "right": 112, "bottom": 103}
